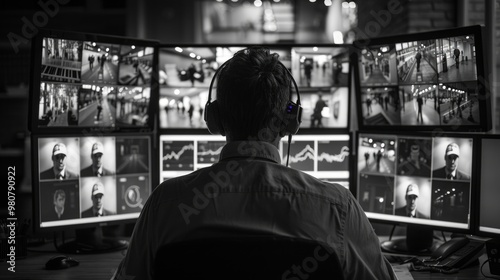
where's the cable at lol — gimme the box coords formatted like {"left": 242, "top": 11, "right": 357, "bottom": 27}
{"left": 388, "top": 224, "right": 396, "bottom": 241}
{"left": 441, "top": 231, "right": 447, "bottom": 242}
{"left": 480, "top": 258, "right": 500, "bottom": 279}
{"left": 286, "top": 134, "right": 292, "bottom": 167}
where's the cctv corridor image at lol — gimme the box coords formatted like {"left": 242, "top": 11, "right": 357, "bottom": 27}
{"left": 35, "top": 36, "right": 155, "bottom": 130}
{"left": 355, "top": 31, "right": 486, "bottom": 129}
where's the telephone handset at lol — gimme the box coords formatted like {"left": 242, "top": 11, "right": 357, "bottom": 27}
{"left": 430, "top": 237, "right": 485, "bottom": 269}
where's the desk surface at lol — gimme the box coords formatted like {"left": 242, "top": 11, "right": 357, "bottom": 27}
{"left": 0, "top": 246, "right": 124, "bottom": 280}
{"left": 391, "top": 254, "right": 492, "bottom": 280}
{"left": 0, "top": 243, "right": 495, "bottom": 280}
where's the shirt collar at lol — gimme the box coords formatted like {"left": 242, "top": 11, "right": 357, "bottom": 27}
{"left": 94, "top": 208, "right": 103, "bottom": 216}
{"left": 55, "top": 206, "right": 64, "bottom": 218}
{"left": 93, "top": 165, "right": 103, "bottom": 176}
{"left": 219, "top": 141, "right": 281, "bottom": 164}
{"left": 409, "top": 209, "right": 416, "bottom": 217}
{"left": 55, "top": 167, "right": 66, "bottom": 179}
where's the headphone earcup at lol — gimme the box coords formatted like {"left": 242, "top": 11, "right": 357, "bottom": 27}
{"left": 283, "top": 102, "right": 302, "bottom": 135}
{"left": 204, "top": 100, "right": 225, "bottom": 136}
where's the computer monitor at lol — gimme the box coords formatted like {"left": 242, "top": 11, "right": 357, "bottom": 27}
{"left": 157, "top": 44, "right": 352, "bottom": 133}
{"left": 354, "top": 131, "right": 477, "bottom": 254}
{"left": 28, "top": 29, "right": 159, "bottom": 133}
{"left": 159, "top": 134, "right": 225, "bottom": 182}
{"left": 280, "top": 134, "right": 350, "bottom": 188}
{"left": 159, "top": 134, "right": 350, "bottom": 189}
{"left": 477, "top": 135, "right": 500, "bottom": 238}
{"left": 31, "top": 133, "right": 153, "bottom": 253}
{"left": 352, "top": 25, "right": 491, "bottom": 132}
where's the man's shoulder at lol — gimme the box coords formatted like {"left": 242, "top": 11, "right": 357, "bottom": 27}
{"left": 288, "top": 169, "right": 352, "bottom": 202}
{"left": 102, "top": 167, "right": 114, "bottom": 176}
{"left": 66, "top": 170, "right": 79, "bottom": 179}
{"left": 80, "top": 166, "right": 93, "bottom": 176}
{"left": 457, "top": 170, "right": 470, "bottom": 180}
{"left": 433, "top": 166, "right": 446, "bottom": 174}
{"left": 40, "top": 168, "right": 53, "bottom": 179}
{"left": 417, "top": 211, "right": 429, "bottom": 219}
{"left": 81, "top": 207, "right": 93, "bottom": 217}
{"left": 394, "top": 206, "right": 406, "bottom": 215}
{"left": 157, "top": 165, "right": 350, "bottom": 202}
{"left": 155, "top": 169, "right": 206, "bottom": 194}
{"left": 103, "top": 208, "right": 116, "bottom": 216}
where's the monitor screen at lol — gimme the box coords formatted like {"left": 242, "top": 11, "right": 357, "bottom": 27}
{"left": 478, "top": 136, "right": 500, "bottom": 238}
{"left": 353, "top": 25, "right": 491, "bottom": 132}
{"left": 355, "top": 132, "right": 475, "bottom": 231}
{"left": 159, "top": 134, "right": 225, "bottom": 181}
{"left": 29, "top": 29, "right": 159, "bottom": 133}
{"left": 157, "top": 45, "right": 352, "bottom": 132}
{"left": 159, "top": 134, "right": 350, "bottom": 189}
{"left": 32, "top": 133, "right": 153, "bottom": 231}
{"left": 280, "top": 134, "right": 350, "bottom": 188}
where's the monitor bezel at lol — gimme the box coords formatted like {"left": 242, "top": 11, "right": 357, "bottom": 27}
{"left": 156, "top": 43, "right": 355, "bottom": 135}
{"left": 31, "top": 132, "right": 156, "bottom": 233}
{"left": 352, "top": 25, "right": 492, "bottom": 133}
{"left": 475, "top": 133, "right": 500, "bottom": 239}
{"left": 351, "top": 130, "right": 479, "bottom": 234}
{"left": 28, "top": 28, "right": 160, "bottom": 134}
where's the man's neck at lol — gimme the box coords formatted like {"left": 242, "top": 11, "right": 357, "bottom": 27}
{"left": 93, "top": 207, "right": 103, "bottom": 215}
{"left": 55, "top": 206, "right": 64, "bottom": 216}
{"left": 92, "top": 165, "right": 102, "bottom": 174}
{"left": 407, "top": 208, "right": 416, "bottom": 217}
{"left": 446, "top": 168, "right": 456, "bottom": 175}
{"left": 53, "top": 167, "right": 65, "bottom": 177}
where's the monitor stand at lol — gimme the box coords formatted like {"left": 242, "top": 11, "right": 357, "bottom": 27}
{"left": 55, "top": 226, "right": 129, "bottom": 254}
{"left": 380, "top": 225, "right": 444, "bottom": 256}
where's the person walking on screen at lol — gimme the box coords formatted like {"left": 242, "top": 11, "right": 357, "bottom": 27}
{"left": 81, "top": 182, "right": 115, "bottom": 217}
{"left": 366, "top": 96, "right": 372, "bottom": 115}
{"left": 415, "top": 50, "right": 422, "bottom": 72}
{"left": 453, "top": 48, "right": 460, "bottom": 69}
{"left": 311, "top": 94, "right": 327, "bottom": 128}
{"left": 81, "top": 141, "right": 113, "bottom": 177}
{"left": 88, "top": 55, "right": 94, "bottom": 71}
{"left": 395, "top": 184, "right": 428, "bottom": 219}
{"left": 432, "top": 142, "right": 470, "bottom": 180}
{"left": 100, "top": 53, "right": 106, "bottom": 69}
{"left": 112, "top": 47, "right": 395, "bottom": 280}
{"left": 304, "top": 59, "right": 313, "bottom": 87}
{"left": 40, "top": 143, "right": 78, "bottom": 180}
{"left": 376, "top": 149, "right": 382, "bottom": 172}
{"left": 417, "top": 94, "right": 424, "bottom": 123}
{"left": 96, "top": 99, "right": 103, "bottom": 121}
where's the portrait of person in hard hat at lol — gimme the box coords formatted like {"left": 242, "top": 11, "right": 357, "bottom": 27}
{"left": 81, "top": 141, "right": 114, "bottom": 177}
{"left": 40, "top": 142, "right": 79, "bottom": 180}
{"left": 432, "top": 142, "right": 470, "bottom": 180}
{"left": 81, "top": 181, "right": 116, "bottom": 218}
{"left": 395, "top": 183, "right": 429, "bottom": 219}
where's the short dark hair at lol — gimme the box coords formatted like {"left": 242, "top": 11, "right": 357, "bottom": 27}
{"left": 53, "top": 189, "right": 66, "bottom": 203}
{"left": 216, "top": 47, "right": 291, "bottom": 141}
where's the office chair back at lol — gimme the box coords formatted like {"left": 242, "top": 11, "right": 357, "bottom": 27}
{"left": 153, "top": 235, "right": 344, "bottom": 280}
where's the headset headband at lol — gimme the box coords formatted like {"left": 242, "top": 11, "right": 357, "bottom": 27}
{"left": 207, "top": 56, "right": 301, "bottom": 106}
{"left": 204, "top": 48, "right": 302, "bottom": 137}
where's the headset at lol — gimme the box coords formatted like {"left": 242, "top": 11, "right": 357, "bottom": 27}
{"left": 204, "top": 51, "right": 302, "bottom": 138}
